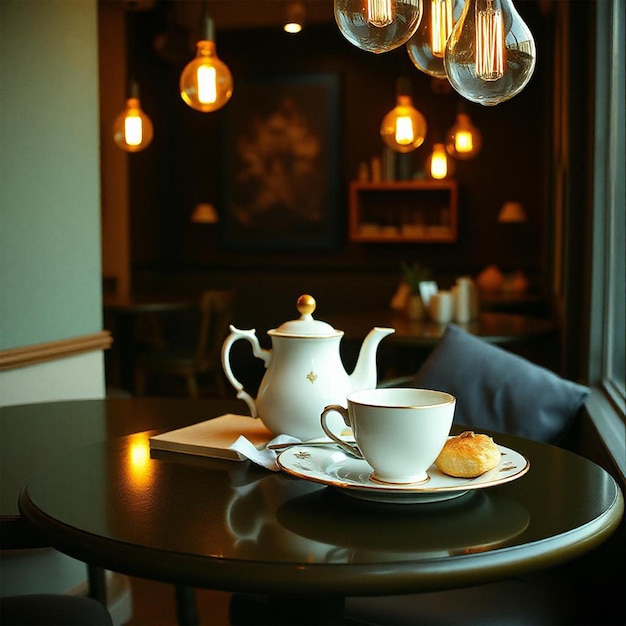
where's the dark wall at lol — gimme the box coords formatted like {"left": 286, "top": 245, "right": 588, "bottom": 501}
{"left": 127, "top": 1, "right": 553, "bottom": 306}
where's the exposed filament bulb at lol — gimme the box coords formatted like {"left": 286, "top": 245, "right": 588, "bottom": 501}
{"left": 380, "top": 91, "right": 427, "bottom": 153}
{"left": 444, "top": 0, "right": 535, "bottom": 105}
{"left": 429, "top": 143, "right": 449, "bottom": 179}
{"left": 431, "top": 0, "right": 453, "bottom": 57}
{"left": 335, "top": 0, "right": 422, "bottom": 54}
{"left": 367, "top": 0, "right": 395, "bottom": 26}
{"left": 445, "top": 112, "right": 482, "bottom": 159}
{"left": 179, "top": 16, "right": 233, "bottom": 113}
{"left": 113, "top": 83, "right": 153, "bottom": 153}
{"left": 476, "top": 0, "right": 504, "bottom": 80}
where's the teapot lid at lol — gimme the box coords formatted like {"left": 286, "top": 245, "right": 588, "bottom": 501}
{"left": 269, "top": 295, "right": 343, "bottom": 338}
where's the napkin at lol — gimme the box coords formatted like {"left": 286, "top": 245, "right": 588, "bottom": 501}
{"left": 230, "top": 433, "right": 301, "bottom": 471}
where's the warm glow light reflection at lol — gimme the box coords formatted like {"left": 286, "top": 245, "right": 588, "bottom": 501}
{"left": 367, "top": 0, "right": 395, "bottom": 26}
{"left": 126, "top": 434, "right": 154, "bottom": 488}
{"left": 476, "top": 0, "right": 504, "bottom": 80}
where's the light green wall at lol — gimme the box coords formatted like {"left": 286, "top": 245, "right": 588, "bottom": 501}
{"left": 0, "top": 0, "right": 107, "bottom": 598}
{"left": 0, "top": 0, "right": 103, "bottom": 350}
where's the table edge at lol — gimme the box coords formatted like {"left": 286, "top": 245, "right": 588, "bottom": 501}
{"left": 17, "top": 480, "right": 624, "bottom": 596}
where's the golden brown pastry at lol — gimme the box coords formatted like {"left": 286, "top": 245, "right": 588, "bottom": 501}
{"left": 435, "top": 431, "right": 501, "bottom": 478}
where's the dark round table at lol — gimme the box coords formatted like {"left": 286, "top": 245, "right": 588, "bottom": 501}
{"left": 326, "top": 310, "right": 559, "bottom": 377}
{"left": 327, "top": 310, "right": 557, "bottom": 347}
{"left": 10, "top": 399, "right": 623, "bottom": 625}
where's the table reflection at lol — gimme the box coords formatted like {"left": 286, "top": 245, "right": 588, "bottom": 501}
{"left": 276, "top": 489, "right": 530, "bottom": 559}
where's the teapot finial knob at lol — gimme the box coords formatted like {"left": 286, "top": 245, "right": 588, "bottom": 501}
{"left": 297, "top": 294, "right": 316, "bottom": 317}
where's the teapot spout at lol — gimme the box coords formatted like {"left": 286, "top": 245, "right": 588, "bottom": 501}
{"left": 349, "top": 327, "right": 395, "bottom": 391}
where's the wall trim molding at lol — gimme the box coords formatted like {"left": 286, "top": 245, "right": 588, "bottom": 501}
{"left": 0, "top": 331, "right": 112, "bottom": 371}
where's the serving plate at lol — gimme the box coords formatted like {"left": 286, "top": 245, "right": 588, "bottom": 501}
{"left": 277, "top": 443, "right": 529, "bottom": 504}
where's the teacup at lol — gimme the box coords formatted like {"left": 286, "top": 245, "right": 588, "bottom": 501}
{"left": 320, "top": 388, "right": 455, "bottom": 485}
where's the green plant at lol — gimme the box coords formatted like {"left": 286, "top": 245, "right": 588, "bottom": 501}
{"left": 401, "top": 261, "right": 431, "bottom": 295}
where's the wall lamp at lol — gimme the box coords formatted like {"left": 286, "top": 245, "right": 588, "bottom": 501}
{"left": 284, "top": 1, "right": 306, "bottom": 34}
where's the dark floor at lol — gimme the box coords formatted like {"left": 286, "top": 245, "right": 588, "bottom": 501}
{"left": 126, "top": 577, "right": 232, "bottom": 626}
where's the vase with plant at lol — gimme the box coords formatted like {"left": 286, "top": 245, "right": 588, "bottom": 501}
{"left": 401, "top": 261, "right": 431, "bottom": 320}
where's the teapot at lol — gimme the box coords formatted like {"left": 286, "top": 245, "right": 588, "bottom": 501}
{"left": 221, "top": 294, "right": 395, "bottom": 440}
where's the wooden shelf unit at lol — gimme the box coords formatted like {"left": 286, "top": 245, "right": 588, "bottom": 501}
{"left": 349, "top": 180, "right": 458, "bottom": 243}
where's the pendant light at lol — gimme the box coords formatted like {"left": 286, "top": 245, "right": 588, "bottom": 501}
{"left": 406, "top": 0, "right": 462, "bottom": 78}
{"left": 334, "top": 0, "right": 424, "bottom": 54}
{"left": 113, "top": 12, "right": 153, "bottom": 153}
{"left": 444, "top": 0, "right": 536, "bottom": 106}
{"left": 284, "top": 1, "right": 306, "bottom": 34}
{"left": 380, "top": 77, "right": 427, "bottom": 153}
{"left": 180, "top": 2, "right": 233, "bottom": 112}
{"left": 113, "top": 80, "right": 154, "bottom": 152}
{"left": 445, "top": 107, "right": 482, "bottom": 159}
{"left": 426, "top": 142, "right": 454, "bottom": 179}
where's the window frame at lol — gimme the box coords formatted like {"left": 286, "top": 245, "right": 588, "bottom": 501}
{"left": 586, "top": 0, "right": 625, "bottom": 483}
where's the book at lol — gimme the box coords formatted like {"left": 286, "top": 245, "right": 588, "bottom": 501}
{"left": 149, "top": 413, "right": 274, "bottom": 461}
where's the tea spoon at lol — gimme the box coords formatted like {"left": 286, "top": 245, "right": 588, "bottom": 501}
{"left": 267, "top": 440, "right": 360, "bottom": 457}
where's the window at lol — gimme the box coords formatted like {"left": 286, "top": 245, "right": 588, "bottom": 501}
{"left": 587, "top": 0, "right": 625, "bottom": 481}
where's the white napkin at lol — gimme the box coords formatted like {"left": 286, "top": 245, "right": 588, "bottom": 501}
{"left": 230, "top": 433, "right": 301, "bottom": 471}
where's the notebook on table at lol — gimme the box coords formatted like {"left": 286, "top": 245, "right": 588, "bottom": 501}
{"left": 149, "top": 413, "right": 274, "bottom": 461}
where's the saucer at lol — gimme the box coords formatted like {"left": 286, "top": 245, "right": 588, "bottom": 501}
{"left": 277, "top": 443, "right": 530, "bottom": 504}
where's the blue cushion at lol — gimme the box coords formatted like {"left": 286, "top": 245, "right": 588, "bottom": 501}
{"left": 409, "top": 324, "right": 589, "bottom": 443}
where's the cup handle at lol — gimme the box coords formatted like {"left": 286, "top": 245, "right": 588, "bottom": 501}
{"left": 320, "top": 405, "right": 362, "bottom": 458}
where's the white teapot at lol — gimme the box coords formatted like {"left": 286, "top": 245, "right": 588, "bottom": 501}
{"left": 221, "top": 294, "right": 395, "bottom": 440}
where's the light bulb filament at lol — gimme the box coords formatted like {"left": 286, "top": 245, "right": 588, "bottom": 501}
{"left": 395, "top": 116, "right": 415, "bottom": 145}
{"left": 476, "top": 0, "right": 504, "bottom": 81}
{"left": 431, "top": 0, "right": 453, "bottom": 57}
{"left": 455, "top": 130, "right": 473, "bottom": 153}
{"left": 431, "top": 150, "right": 448, "bottom": 179}
{"left": 124, "top": 112, "right": 142, "bottom": 147}
{"left": 197, "top": 65, "right": 217, "bottom": 104}
{"left": 367, "top": 0, "right": 395, "bottom": 27}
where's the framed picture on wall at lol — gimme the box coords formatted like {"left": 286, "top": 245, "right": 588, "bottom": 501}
{"left": 220, "top": 73, "right": 341, "bottom": 251}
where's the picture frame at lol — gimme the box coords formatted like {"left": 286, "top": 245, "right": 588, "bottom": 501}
{"left": 220, "top": 73, "right": 340, "bottom": 251}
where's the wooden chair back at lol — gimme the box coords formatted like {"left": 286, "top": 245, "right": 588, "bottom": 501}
{"left": 195, "top": 290, "right": 235, "bottom": 372}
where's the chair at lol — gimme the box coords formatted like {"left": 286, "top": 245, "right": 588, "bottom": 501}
{"left": 134, "top": 290, "right": 235, "bottom": 398}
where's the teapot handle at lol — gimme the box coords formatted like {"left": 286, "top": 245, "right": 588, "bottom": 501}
{"left": 221, "top": 325, "right": 272, "bottom": 418}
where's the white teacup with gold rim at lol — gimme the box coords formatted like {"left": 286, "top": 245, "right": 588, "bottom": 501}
{"left": 320, "top": 388, "right": 455, "bottom": 485}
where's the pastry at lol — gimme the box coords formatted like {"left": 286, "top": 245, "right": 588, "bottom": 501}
{"left": 435, "top": 431, "right": 501, "bottom": 478}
